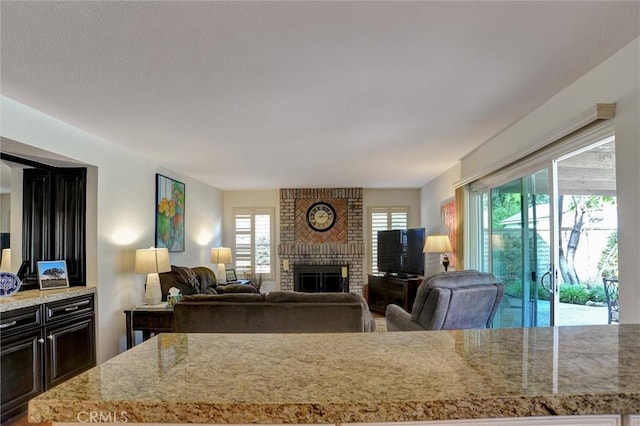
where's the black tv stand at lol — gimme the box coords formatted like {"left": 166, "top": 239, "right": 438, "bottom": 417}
{"left": 367, "top": 274, "right": 422, "bottom": 314}
{"left": 385, "top": 272, "right": 417, "bottom": 279}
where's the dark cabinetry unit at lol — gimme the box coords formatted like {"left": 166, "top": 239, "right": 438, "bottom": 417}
{"left": 0, "top": 305, "right": 43, "bottom": 423}
{"left": 367, "top": 274, "right": 422, "bottom": 314}
{"left": 44, "top": 296, "right": 96, "bottom": 389}
{"left": 0, "top": 293, "right": 95, "bottom": 423}
{"left": 23, "top": 168, "right": 86, "bottom": 287}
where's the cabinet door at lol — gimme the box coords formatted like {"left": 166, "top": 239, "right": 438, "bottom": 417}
{"left": 22, "top": 169, "right": 53, "bottom": 287}
{"left": 45, "top": 316, "right": 96, "bottom": 389}
{"left": 1, "top": 329, "right": 44, "bottom": 423}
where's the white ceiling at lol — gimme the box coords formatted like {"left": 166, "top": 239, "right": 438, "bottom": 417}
{"left": 1, "top": 1, "right": 638, "bottom": 190}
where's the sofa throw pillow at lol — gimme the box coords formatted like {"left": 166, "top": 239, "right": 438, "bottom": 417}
{"left": 171, "top": 266, "right": 202, "bottom": 293}
{"left": 191, "top": 266, "right": 217, "bottom": 292}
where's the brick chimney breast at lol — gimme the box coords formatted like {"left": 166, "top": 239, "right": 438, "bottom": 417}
{"left": 279, "top": 188, "right": 364, "bottom": 293}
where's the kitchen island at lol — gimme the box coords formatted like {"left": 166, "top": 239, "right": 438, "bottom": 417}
{"left": 29, "top": 325, "right": 640, "bottom": 424}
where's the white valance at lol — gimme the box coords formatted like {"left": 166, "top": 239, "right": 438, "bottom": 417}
{"left": 455, "top": 103, "right": 615, "bottom": 190}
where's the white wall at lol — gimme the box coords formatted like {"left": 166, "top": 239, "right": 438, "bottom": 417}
{"left": 363, "top": 189, "right": 422, "bottom": 227}
{"left": 0, "top": 193, "right": 9, "bottom": 232}
{"left": 423, "top": 38, "right": 640, "bottom": 323}
{"left": 420, "top": 164, "right": 460, "bottom": 277}
{"left": 1, "top": 96, "right": 224, "bottom": 361}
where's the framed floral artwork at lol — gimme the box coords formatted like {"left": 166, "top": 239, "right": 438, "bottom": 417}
{"left": 156, "top": 174, "right": 185, "bottom": 252}
{"left": 440, "top": 198, "right": 456, "bottom": 267}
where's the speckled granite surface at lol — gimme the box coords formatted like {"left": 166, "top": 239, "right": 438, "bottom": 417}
{"left": 0, "top": 286, "right": 96, "bottom": 312}
{"left": 30, "top": 325, "right": 640, "bottom": 424}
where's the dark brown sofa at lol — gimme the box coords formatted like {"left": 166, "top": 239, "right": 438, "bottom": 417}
{"left": 173, "top": 291, "right": 376, "bottom": 333}
{"left": 159, "top": 265, "right": 257, "bottom": 301}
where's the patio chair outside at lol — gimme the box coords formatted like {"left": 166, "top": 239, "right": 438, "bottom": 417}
{"left": 602, "top": 277, "right": 619, "bottom": 324}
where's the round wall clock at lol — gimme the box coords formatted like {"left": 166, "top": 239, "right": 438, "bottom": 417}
{"left": 307, "top": 202, "right": 337, "bottom": 232}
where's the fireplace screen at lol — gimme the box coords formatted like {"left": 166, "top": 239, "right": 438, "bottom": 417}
{"left": 294, "top": 265, "right": 348, "bottom": 293}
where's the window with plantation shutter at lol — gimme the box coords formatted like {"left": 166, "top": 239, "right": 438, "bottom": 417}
{"left": 370, "top": 207, "right": 409, "bottom": 274}
{"left": 233, "top": 208, "right": 274, "bottom": 278}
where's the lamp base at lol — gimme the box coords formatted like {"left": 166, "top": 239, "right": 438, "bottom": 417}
{"left": 442, "top": 255, "right": 450, "bottom": 272}
{"left": 144, "top": 273, "right": 163, "bottom": 305}
{"left": 216, "top": 263, "right": 227, "bottom": 284}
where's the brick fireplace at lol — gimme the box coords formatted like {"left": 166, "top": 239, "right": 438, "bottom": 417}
{"left": 278, "top": 188, "right": 364, "bottom": 294}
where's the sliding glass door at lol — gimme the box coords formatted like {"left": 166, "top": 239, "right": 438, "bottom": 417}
{"left": 470, "top": 130, "right": 617, "bottom": 328}
{"left": 489, "top": 169, "right": 556, "bottom": 328}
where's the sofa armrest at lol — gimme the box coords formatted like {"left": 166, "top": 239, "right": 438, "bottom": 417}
{"left": 363, "top": 309, "right": 376, "bottom": 332}
{"left": 385, "top": 304, "right": 425, "bottom": 331}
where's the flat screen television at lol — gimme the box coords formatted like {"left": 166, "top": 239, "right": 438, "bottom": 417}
{"left": 377, "top": 228, "right": 425, "bottom": 277}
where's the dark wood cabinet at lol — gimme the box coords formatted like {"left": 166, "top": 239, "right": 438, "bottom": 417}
{"left": 44, "top": 295, "right": 96, "bottom": 389}
{"left": 0, "top": 308, "right": 44, "bottom": 423}
{"left": 22, "top": 168, "right": 86, "bottom": 287}
{"left": 0, "top": 293, "right": 95, "bottom": 423}
{"left": 367, "top": 274, "right": 422, "bottom": 314}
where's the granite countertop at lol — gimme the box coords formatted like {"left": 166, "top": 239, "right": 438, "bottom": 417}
{"left": 30, "top": 325, "right": 640, "bottom": 424}
{"left": 0, "top": 286, "right": 96, "bottom": 312}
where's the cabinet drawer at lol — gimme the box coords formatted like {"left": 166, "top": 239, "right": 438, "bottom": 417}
{"left": 0, "top": 305, "right": 42, "bottom": 336}
{"left": 45, "top": 294, "right": 94, "bottom": 324}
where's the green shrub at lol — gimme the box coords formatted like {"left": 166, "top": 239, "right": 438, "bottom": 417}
{"left": 504, "top": 282, "right": 522, "bottom": 297}
{"left": 587, "top": 285, "right": 606, "bottom": 303}
{"left": 559, "top": 285, "right": 590, "bottom": 305}
{"left": 506, "top": 282, "right": 605, "bottom": 305}
{"left": 560, "top": 284, "right": 607, "bottom": 305}
{"left": 536, "top": 285, "right": 550, "bottom": 301}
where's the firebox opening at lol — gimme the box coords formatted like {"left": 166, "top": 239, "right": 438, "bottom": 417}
{"left": 294, "top": 265, "right": 349, "bottom": 293}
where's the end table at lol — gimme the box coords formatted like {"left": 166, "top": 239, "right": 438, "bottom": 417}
{"left": 124, "top": 304, "right": 174, "bottom": 349}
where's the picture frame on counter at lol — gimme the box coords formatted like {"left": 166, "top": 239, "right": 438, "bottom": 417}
{"left": 37, "top": 260, "right": 70, "bottom": 290}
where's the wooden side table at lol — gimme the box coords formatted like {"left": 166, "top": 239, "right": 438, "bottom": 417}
{"left": 124, "top": 305, "right": 174, "bottom": 349}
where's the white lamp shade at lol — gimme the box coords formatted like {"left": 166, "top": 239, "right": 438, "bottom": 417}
{"left": 423, "top": 235, "right": 453, "bottom": 254}
{"left": 210, "top": 247, "right": 232, "bottom": 264}
{"left": 135, "top": 247, "right": 171, "bottom": 274}
{"left": 135, "top": 247, "right": 170, "bottom": 305}
{"left": 0, "top": 249, "right": 11, "bottom": 272}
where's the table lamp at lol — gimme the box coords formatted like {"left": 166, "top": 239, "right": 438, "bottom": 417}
{"left": 135, "top": 247, "right": 171, "bottom": 305}
{"left": 423, "top": 235, "right": 453, "bottom": 271}
{"left": 0, "top": 249, "right": 11, "bottom": 272}
{"left": 211, "top": 247, "right": 232, "bottom": 284}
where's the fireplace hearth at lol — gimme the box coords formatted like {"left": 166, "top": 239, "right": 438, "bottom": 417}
{"left": 294, "top": 265, "right": 349, "bottom": 293}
